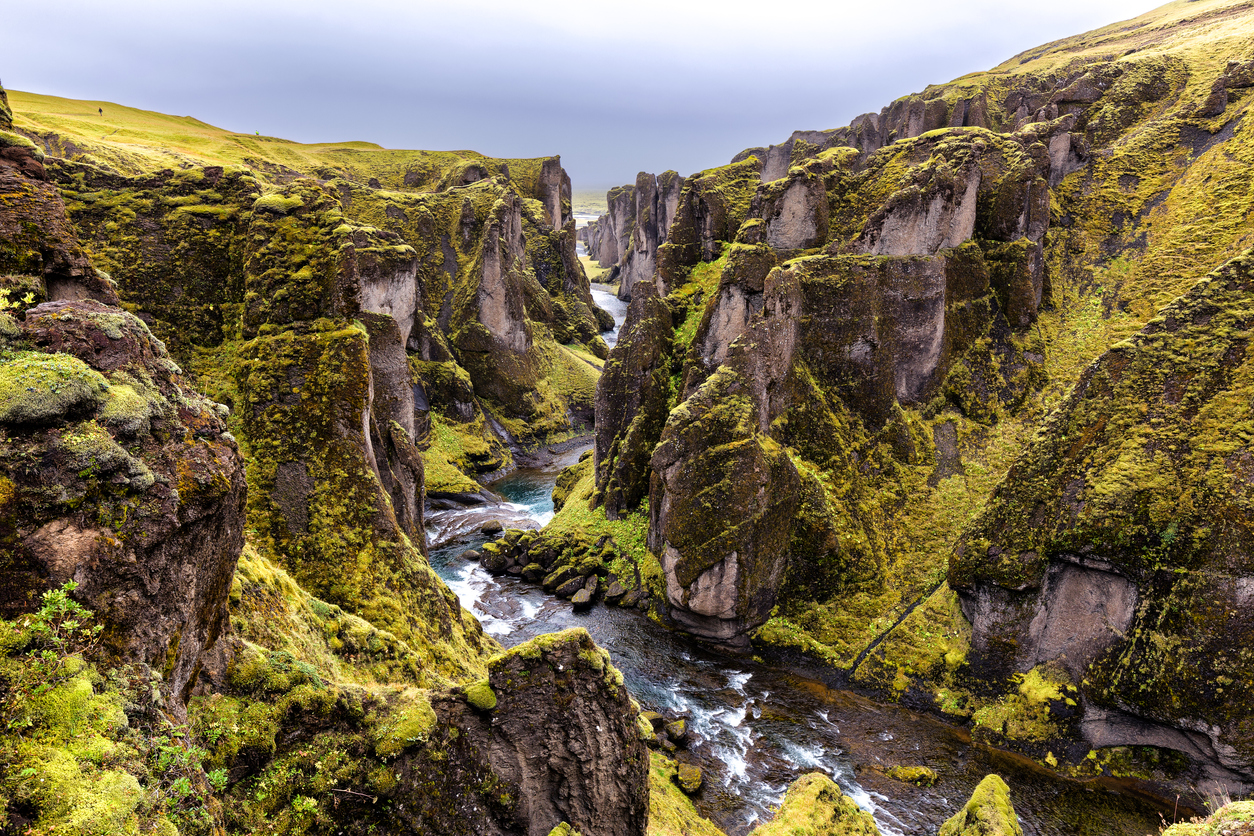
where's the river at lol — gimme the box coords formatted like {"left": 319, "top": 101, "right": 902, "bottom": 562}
{"left": 424, "top": 263, "right": 1169, "bottom": 836}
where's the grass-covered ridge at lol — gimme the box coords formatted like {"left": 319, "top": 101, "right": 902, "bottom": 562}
{"left": 9, "top": 90, "right": 567, "bottom": 195}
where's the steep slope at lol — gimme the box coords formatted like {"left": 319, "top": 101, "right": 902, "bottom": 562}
{"left": 10, "top": 90, "right": 611, "bottom": 488}
{"left": 542, "top": 0, "right": 1254, "bottom": 802}
{"left": 0, "top": 84, "right": 650, "bottom": 836}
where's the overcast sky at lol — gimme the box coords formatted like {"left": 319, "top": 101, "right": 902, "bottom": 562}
{"left": 5, "top": 0, "right": 1154, "bottom": 191}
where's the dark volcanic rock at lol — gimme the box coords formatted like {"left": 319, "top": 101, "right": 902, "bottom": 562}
{"left": 0, "top": 148, "right": 117, "bottom": 306}
{"left": 428, "top": 629, "right": 649, "bottom": 836}
{"left": 950, "top": 250, "right": 1254, "bottom": 793}
{"left": 594, "top": 282, "right": 675, "bottom": 519}
{"left": 0, "top": 300, "right": 244, "bottom": 712}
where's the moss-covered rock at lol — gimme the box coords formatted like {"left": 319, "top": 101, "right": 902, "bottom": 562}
{"left": 938, "top": 774, "right": 1022, "bottom": 836}
{"left": 951, "top": 251, "right": 1254, "bottom": 784}
{"left": 594, "top": 281, "right": 675, "bottom": 520}
{"left": 748, "top": 772, "right": 881, "bottom": 836}
{"left": 0, "top": 300, "right": 244, "bottom": 712}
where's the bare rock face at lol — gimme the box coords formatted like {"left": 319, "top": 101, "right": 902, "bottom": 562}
{"left": 429, "top": 629, "right": 650, "bottom": 836}
{"left": 681, "top": 243, "right": 777, "bottom": 397}
{"left": 0, "top": 300, "right": 245, "bottom": 712}
{"left": 950, "top": 251, "right": 1254, "bottom": 793}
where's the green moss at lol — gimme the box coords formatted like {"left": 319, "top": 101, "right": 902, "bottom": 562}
{"left": 0, "top": 128, "right": 44, "bottom": 160}
{"left": 938, "top": 774, "right": 1022, "bottom": 836}
{"left": 373, "top": 691, "right": 437, "bottom": 757}
{"left": 0, "top": 350, "right": 109, "bottom": 425}
{"left": 883, "top": 765, "right": 938, "bottom": 787}
{"left": 645, "top": 753, "right": 724, "bottom": 836}
{"left": 970, "top": 664, "right": 1077, "bottom": 745}
{"left": 252, "top": 193, "right": 306, "bottom": 215}
{"left": 748, "top": 772, "right": 881, "bottom": 836}
{"left": 464, "top": 680, "right": 497, "bottom": 711}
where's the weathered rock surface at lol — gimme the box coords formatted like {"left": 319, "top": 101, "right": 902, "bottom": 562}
{"left": 426, "top": 629, "right": 649, "bottom": 836}
{"left": 0, "top": 131, "right": 117, "bottom": 306}
{"left": 0, "top": 299, "right": 244, "bottom": 711}
{"left": 580, "top": 172, "right": 684, "bottom": 301}
{"left": 950, "top": 250, "right": 1254, "bottom": 791}
{"left": 234, "top": 180, "right": 495, "bottom": 677}
{"left": 594, "top": 282, "right": 675, "bottom": 519}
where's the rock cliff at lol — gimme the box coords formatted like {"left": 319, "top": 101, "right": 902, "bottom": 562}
{"left": 577, "top": 171, "right": 684, "bottom": 300}
{"left": 0, "top": 298, "right": 244, "bottom": 712}
{"left": 556, "top": 0, "right": 1254, "bottom": 802}
{"left": 950, "top": 250, "right": 1254, "bottom": 793}
{"left": 0, "top": 89, "right": 649, "bottom": 836}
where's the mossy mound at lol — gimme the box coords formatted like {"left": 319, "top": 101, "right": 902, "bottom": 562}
{"left": 748, "top": 772, "right": 881, "bottom": 836}
{"left": 0, "top": 349, "right": 108, "bottom": 424}
{"left": 938, "top": 774, "right": 1022, "bottom": 836}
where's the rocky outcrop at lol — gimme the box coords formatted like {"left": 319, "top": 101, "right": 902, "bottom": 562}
{"left": 198, "top": 628, "right": 647, "bottom": 836}
{"left": 612, "top": 171, "right": 685, "bottom": 300}
{"left": 235, "top": 180, "right": 494, "bottom": 678}
{"left": 630, "top": 127, "right": 1054, "bottom": 644}
{"left": 594, "top": 282, "right": 675, "bottom": 519}
{"left": 580, "top": 172, "right": 685, "bottom": 300}
{"left": 650, "top": 247, "right": 1007, "bottom": 644}
{"left": 0, "top": 299, "right": 244, "bottom": 712}
{"left": 434, "top": 629, "right": 649, "bottom": 836}
{"left": 656, "top": 158, "right": 760, "bottom": 289}
{"left": 0, "top": 141, "right": 117, "bottom": 306}
{"left": 950, "top": 250, "right": 1254, "bottom": 792}
{"left": 938, "top": 775, "right": 1022, "bottom": 836}
{"left": 679, "top": 243, "right": 777, "bottom": 397}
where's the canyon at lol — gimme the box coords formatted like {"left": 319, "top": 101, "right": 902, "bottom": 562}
{"left": 3, "top": 0, "right": 1254, "bottom": 833}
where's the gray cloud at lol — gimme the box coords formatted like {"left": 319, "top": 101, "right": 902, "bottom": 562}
{"left": 4, "top": 0, "right": 1153, "bottom": 191}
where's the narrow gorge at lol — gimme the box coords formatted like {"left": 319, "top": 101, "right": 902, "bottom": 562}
{"left": 3, "top": 1, "right": 1254, "bottom": 834}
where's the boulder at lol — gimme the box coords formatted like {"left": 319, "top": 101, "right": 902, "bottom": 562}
{"left": 938, "top": 775, "right": 1021, "bottom": 836}
{"left": 675, "top": 763, "right": 703, "bottom": 795}
{"left": 883, "top": 765, "right": 937, "bottom": 786}
{"left": 603, "top": 581, "right": 628, "bottom": 605}
{"left": 556, "top": 577, "right": 585, "bottom": 599}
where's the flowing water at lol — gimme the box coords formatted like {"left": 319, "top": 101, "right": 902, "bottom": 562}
{"left": 424, "top": 256, "right": 1169, "bottom": 836}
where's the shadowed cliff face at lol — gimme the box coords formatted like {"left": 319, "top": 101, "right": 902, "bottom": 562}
{"left": 950, "top": 250, "right": 1254, "bottom": 794}
{"left": 0, "top": 298, "right": 245, "bottom": 714}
